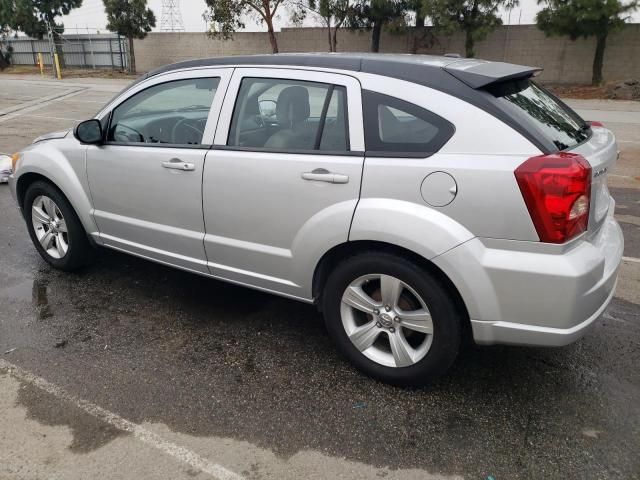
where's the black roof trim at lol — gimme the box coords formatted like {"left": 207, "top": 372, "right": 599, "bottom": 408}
{"left": 143, "top": 54, "right": 366, "bottom": 80}
{"left": 141, "top": 53, "right": 541, "bottom": 89}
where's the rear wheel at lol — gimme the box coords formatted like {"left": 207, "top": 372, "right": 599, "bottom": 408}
{"left": 24, "top": 181, "right": 94, "bottom": 271}
{"left": 322, "top": 252, "right": 462, "bottom": 386}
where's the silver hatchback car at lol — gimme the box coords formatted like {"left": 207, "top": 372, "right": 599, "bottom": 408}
{"left": 9, "top": 54, "right": 624, "bottom": 385}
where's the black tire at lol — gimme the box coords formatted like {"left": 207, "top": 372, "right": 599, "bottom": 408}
{"left": 322, "top": 251, "right": 462, "bottom": 386}
{"left": 24, "top": 180, "right": 94, "bottom": 271}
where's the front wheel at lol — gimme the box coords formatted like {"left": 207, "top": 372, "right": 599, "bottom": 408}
{"left": 322, "top": 252, "right": 462, "bottom": 386}
{"left": 24, "top": 181, "right": 94, "bottom": 271}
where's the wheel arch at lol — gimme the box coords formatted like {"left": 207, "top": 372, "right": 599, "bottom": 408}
{"left": 312, "top": 240, "right": 471, "bottom": 337}
{"left": 15, "top": 167, "right": 98, "bottom": 240}
{"left": 16, "top": 172, "right": 55, "bottom": 209}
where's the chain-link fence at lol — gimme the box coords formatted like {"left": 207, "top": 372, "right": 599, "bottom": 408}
{"left": 5, "top": 33, "right": 128, "bottom": 70}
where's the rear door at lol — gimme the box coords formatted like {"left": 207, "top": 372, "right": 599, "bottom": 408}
{"left": 203, "top": 68, "right": 365, "bottom": 299}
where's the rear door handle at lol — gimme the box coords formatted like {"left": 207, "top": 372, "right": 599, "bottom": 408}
{"left": 301, "top": 168, "right": 349, "bottom": 184}
{"left": 162, "top": 158, "right": 195, "bottom": 171}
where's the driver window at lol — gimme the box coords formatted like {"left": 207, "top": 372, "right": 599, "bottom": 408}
{"left": 108, "top": 77, "right": 220, "bottom": 146}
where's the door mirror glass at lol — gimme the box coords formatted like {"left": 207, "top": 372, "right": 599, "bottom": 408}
{"left": 75, "top": 119, "right": 103, "bottom": 144}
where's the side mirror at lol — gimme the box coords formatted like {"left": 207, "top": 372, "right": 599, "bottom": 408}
{"left": 74, "top": 119, "right": 103, "bottom": 145}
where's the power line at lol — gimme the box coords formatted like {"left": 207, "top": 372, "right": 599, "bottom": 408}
{"left": 160, "top": 0, "right": 185, "bottom": 32}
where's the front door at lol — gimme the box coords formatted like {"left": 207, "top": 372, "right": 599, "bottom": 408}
{"left": 87, "top": 69, "right": 232, "bottom": 273}
{"left": 203, "top": 68, "right": 365, "bottom": 299}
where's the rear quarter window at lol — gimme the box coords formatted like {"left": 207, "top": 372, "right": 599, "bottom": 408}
{"left": 363, "top": 90, "right": 455, "bottom": 157}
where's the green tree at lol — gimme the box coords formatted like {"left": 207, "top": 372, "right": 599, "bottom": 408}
{"left": 536, "top": 0, "right": 638, "bottom": 85}
{"left": 0, "top": 0, "right": 15, "bottom": 69}
{"left": 385, "top": 0, "right": 435, "bottom": 53}
{"left": 424, "top": 0, "right": 517, "bottom": 58}
{"left": 204, "top": 0, "right": 292, "bottom": 53}
{"left": 10, "top": 0, "right": 83, "bottom": 63}
{"left": 294, "top": 0, "right": 351, "bottom": 51}
{"left": 348, "top": 0, "right": 408, "bottom": 52}
{"left": 407, "top": 0, "right": 428, "bottom": 53}
{"left": 103, "top": 0, "right": 156, "bottom": 74}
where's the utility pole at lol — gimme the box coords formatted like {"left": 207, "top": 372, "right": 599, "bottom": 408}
{"left": 86, "top": 24, "right": 96, "bottom": 69}
{"left": 46, "top": 20, "right": 57, "bottom": 79}
{"left": 160, "top": 0, "right": 185, "bottom": 32}
{"left": 504, "top": 8, "right": 512, "bottom": 61}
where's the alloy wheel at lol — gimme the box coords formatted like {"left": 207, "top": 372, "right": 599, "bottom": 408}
{"left": 31, "top": 195, "right": 69, "bottom": 259}
{"left": 340, "top": 274, "right": 434, "bottom": 368}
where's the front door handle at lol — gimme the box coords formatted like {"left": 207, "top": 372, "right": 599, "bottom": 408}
{"left": 301, "top": 168, "right": 349, "bottom": 184}
{"left": 162, "top": 158, "right": 195, "bottom": 171}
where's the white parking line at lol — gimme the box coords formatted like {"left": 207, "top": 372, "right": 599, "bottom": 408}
{"left": 0, "top": 359, "right": 244, "bottom": 480}
{"left": 20, "top": 114, "right": 85, "bottom": 122}
{"left": 62, "top": 98, "right": 114, "bottom": 103}
{"left": 622, "top": 256, "right": 640, "bottom": 264}
{"left": 0, "top": 88, "right": 82, "bottom": 116}
{"left": 0, "top": 89, "right": 87, "bottom": 124}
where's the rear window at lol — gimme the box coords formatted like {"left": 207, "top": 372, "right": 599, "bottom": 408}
{"left": 487, "top": 79, "right": 589, "bottom": 150}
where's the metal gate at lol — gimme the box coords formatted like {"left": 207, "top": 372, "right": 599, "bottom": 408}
{"left": 5, "top": 33, "right": 128, "bottom": 70}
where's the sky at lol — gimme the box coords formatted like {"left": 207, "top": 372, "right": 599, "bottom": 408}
{"left": 62, "top": 0, "right": 639, "bottom": 34}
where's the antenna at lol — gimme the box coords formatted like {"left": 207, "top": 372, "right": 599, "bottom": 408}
{"left": 160, "top": 0, "right": 185, "bottom": 32}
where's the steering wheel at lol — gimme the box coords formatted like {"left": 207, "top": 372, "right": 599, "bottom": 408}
{"left": 114, "top": 124, "right": 145, "bottom": 143}
{"left": 171, "top": 118, "right": 205, "bottom": 145}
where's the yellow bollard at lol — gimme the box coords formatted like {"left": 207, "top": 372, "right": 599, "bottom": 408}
{"left": 37, "top": 53, "right": 44, "bottom": 77}
{"left": 53, "top": 53, "right": 62, "bottom": 80}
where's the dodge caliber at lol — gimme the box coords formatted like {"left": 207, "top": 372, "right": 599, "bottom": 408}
{"left": 8, "top": 54, "right": 624, "bottom": 385}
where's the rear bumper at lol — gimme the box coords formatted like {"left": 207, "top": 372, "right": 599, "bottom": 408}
{"left": 470, "top": 277, "right": 617, "bottom": 346}
{"left": 432, "top": 204, "right": 624, "bottom": 347}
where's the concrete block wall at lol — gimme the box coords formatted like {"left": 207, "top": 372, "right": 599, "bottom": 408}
{"left": 134, "top": 24, "right": 640, "bottom": 84}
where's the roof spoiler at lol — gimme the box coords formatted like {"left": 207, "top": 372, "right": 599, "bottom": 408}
{"left": 444, "top": 59, "right": 542, "bottom": 89}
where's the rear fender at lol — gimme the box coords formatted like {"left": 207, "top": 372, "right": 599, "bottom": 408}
{"left": 349, "top": 198, "right": 474, "bottom": 261}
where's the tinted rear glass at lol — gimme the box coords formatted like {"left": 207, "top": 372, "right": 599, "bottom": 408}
{"left": 487, "top": 79, "right": 589, "bottom": 150}
{"left": 363, "top": 90, "right": 454, "bottom": 156}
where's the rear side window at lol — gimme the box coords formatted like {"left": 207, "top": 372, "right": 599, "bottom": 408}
{"left": 228, "top": 77, "right": 348, "bottom": 152}
{"left": 363, "top": 90, "right": 454, "bottom": 157}
{"left": 487, "top": 79, "right": 589, "bottom": 150}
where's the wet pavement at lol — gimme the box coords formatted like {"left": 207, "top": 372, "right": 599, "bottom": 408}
{"left": 1, "top": 76, "right": 639, "bottom": 480}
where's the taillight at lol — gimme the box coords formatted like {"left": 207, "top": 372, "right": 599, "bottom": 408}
{"left": 515, "top": 153, "right": 591, "bottom": 244}
{"left": 588, "top": 121, "right": 605, "bottom": 127}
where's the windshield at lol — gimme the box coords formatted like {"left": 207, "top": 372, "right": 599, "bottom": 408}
{"left": 487, "top": 79, "right": 589, "bottom": 150}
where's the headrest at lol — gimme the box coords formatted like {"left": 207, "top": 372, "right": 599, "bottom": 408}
{"left": 276, "top": 86, "right": 310, "bottom": 126}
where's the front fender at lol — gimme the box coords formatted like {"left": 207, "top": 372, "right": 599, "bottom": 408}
{"left": 349, "top": 198, "right": 474, "bottom": 260}
{"left": 14, "top": 141, "right": 98, "bottom": 236}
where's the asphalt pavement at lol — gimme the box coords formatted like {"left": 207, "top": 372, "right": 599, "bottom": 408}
{"left": 1, "top": 75, "right": 639, "bottom": 480}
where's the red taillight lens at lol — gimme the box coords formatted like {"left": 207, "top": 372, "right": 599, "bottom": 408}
{"left": 588, "top": 121, "right": 605, "bottom": 127}
{"left": 515, "top": 153, "right": 591, "bottom": 244}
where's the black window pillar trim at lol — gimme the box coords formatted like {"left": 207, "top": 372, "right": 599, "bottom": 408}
{"left": 314, "top": 84, "right": 334, "bottom": 150}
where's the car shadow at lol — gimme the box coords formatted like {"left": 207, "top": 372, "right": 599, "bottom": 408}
{"left": 4, "top": 247, "right": 640, "bottom": 479}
